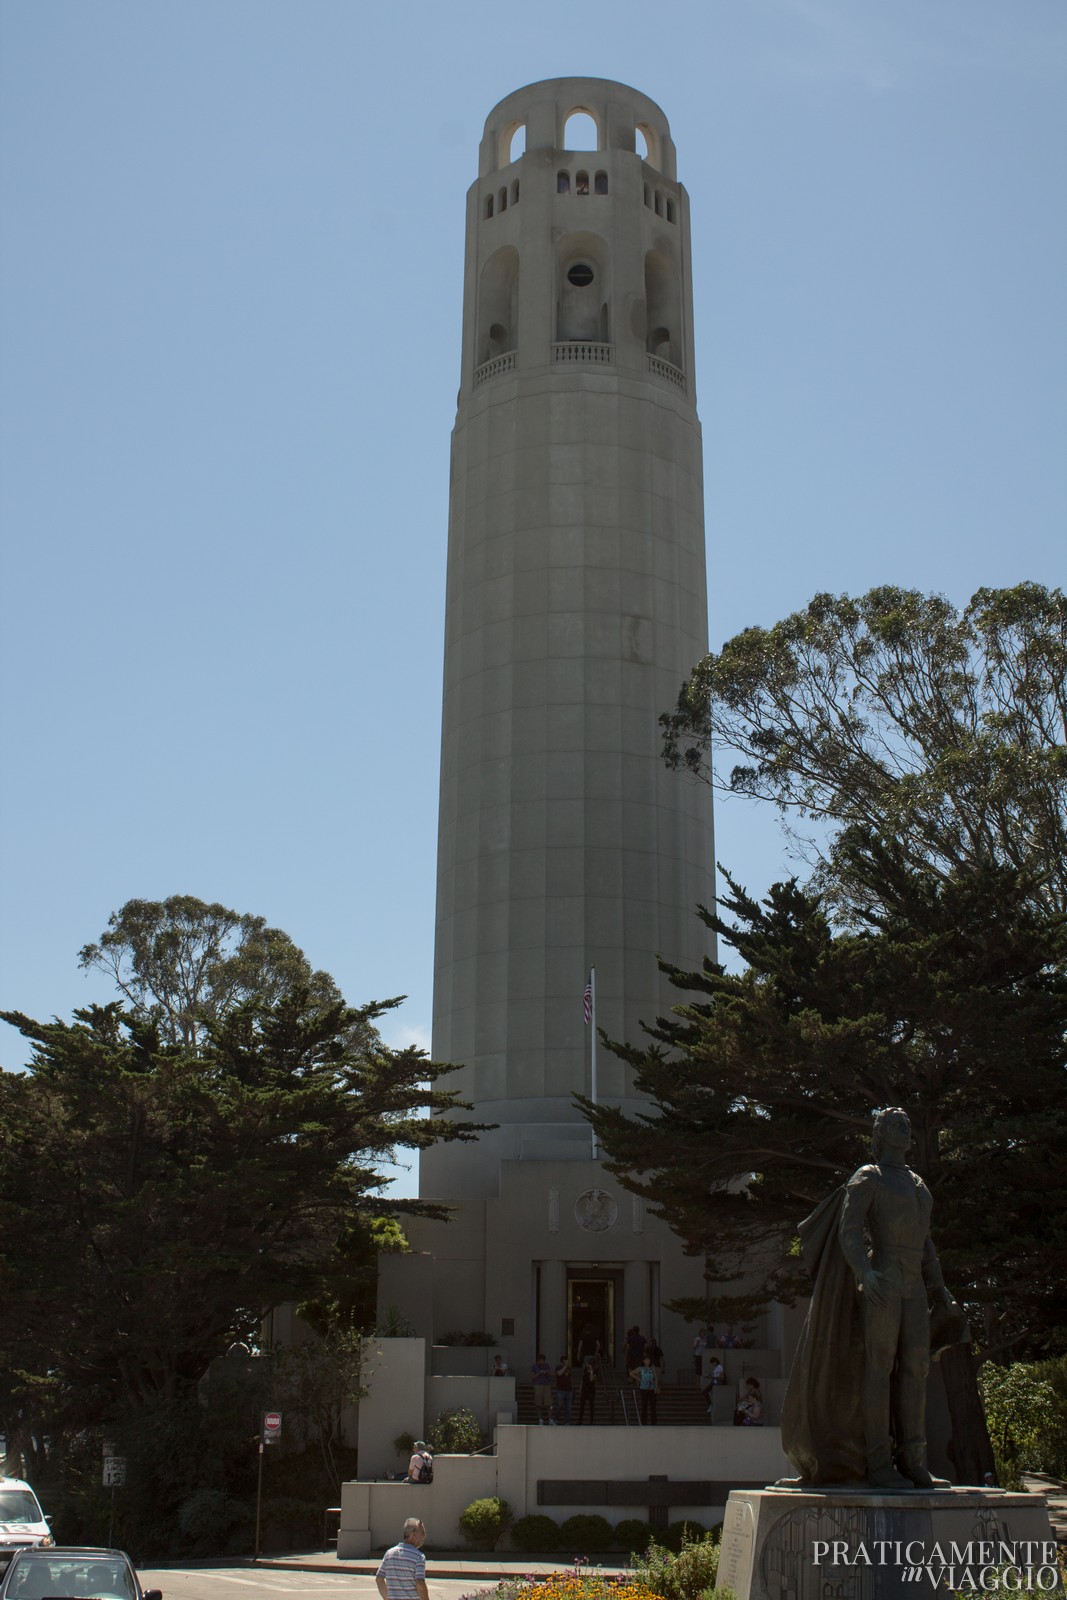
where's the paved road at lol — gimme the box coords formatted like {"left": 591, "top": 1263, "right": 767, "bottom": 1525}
{"left": 141, "top": 1569, "right": 496, "bottom": 1600}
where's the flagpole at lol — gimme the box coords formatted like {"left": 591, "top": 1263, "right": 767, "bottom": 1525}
{"left": 590, "top": 965, "right": 598, "bottom": 1160}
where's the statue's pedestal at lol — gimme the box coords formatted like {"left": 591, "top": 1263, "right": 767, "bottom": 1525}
{"left": 719, "top": 1485, "right": 1057, "bottom": 1600}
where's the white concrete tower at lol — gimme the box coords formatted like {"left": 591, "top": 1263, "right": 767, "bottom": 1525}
{"left": 422, "top": 77, "right": 713, "bottom": 1200}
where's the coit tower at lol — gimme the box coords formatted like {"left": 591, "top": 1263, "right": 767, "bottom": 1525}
{"left": 422, "top": 77, "right": 713, "bottom": 1200}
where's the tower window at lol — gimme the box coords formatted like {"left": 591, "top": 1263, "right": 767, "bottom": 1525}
{"left": 666, "top": 199, "right": 675, "bottom": 223}
{"left": 486, "top": 194, "right": 494, "bottom": 219}
{"left": 576, "top": 170, "right": 589, "bottom": 195}
{"left": 499, "top": 187, "right": 508, "bottom": 212}
{"left": 557, "top": 171, "right": 570, "bottom": 194}
{"left": 643, "top": 183, "right": 651, "bottom": 209}
{"left": 512, "top": 179, "right": 520, "bottom": 205}
{"left": 563, "top": 109, "right": 598, "bottom": 151}
{"left": 654, "top": 191, "right": 663, "bottom": 216}
{"left": 567, "top": 263, "right": 594, "bottom": 287}
{"left": 594, "top": 171, "right": 608, "bottom": 195}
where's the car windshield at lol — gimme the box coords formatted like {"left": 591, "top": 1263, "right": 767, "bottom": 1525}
{"left": 5, "top": 1555, "right": 136, "bottom": 1599}
{"left": 0, "top": 1491, "right": 42, "bottom": 1523}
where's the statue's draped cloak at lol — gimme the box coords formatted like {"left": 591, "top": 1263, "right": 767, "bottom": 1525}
{"left": 780, "top": 1186, "right": 867, "bottom": 1484}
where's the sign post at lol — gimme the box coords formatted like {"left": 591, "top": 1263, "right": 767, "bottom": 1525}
{"left": 102, "top": 1450, "right": 126, "bottom": 1545}
{"left": 254, "top": 1411, "right": 281, "bottom": 1561}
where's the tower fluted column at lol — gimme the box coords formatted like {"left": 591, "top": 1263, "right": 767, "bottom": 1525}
{"left": 423, "top": 78, "right": 713, "bottom": 1198}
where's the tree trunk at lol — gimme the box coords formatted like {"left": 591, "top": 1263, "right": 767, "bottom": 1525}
{"left": 939, "top": 1344, "right": 996, "bottom": 1485}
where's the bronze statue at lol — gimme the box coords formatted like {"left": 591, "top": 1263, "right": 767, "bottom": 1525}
{"left": 781, "top": 1107, "right": 966, "bottom": 1490}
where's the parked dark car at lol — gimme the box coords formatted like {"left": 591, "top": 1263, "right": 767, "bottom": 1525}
{"left": 0, "top": 1545, "right": 161, "bottom": 1599}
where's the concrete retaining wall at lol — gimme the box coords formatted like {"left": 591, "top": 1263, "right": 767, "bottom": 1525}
{"left": 339, "top": 1422, "right": 790, "bottom": 1557}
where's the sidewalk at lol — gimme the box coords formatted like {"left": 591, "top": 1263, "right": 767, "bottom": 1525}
{"left": 255, "top": 1552, "right": 630, "bottom": 1580}
{"left": 1022, "top": 1475, "right": 1067, "bottom": 1545}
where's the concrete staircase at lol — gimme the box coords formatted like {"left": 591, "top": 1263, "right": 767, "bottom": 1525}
{"left": 515, "top": 1374, "right": 711, "bottom": 1427}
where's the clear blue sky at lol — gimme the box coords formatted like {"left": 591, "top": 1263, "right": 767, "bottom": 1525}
{"left": 2, "top": 3, "right": 1064, "bottom": 1197}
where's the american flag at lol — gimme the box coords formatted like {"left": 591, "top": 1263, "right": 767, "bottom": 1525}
{"left": 583, "top": 974, "right": 593, "bottom": 1025}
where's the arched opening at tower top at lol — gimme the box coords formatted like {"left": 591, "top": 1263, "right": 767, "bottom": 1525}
{"left": 644, "top": 248, "right": 681, "bottom": 367}
{"left": 478, "top": 245, "right": 520, "bottom": 366}
{"left": 636, "top": 121, "right": 661, "bottom": 168}
{"left": 508, "top": 124, "right": 526, "bottom": 163}
{"left": 563, "top": 109, "right": 598, "bottom": 151}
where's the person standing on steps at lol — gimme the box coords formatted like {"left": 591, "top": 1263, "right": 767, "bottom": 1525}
{"left": 703, "top": 1355, "right": 725, "bottom": 1416}
{"left": 530, "top": 1352, "right": 553, "bottom": 1423}
{"left": 576, "top": 1358, "right": 598, "bottom": 1424}
{"left": 554, "top": 1354, "right": 574, "bottom": 1424}
{"left": 635, "top": 1352, "right": 660, "bottom": 1424}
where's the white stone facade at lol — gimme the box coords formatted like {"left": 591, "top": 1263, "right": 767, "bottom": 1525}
{"left": 425, "top": 75, "right": 713, "bottom": 1200}
{"left": 347, "top": 83, "right": 766, "bottom": 1533}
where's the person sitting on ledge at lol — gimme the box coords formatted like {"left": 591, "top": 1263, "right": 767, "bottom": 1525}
{"left": 406, "top": 1442, "right": 433, "bottom": 1482}
{"left": 734, "top": 1376, "right": 763, "bottom": 1426}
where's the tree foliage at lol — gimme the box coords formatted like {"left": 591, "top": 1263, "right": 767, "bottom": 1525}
{"left": 980, "top": 1359, "right": 1067, "bottom": 1486}
{"left": 579, "top": 849, "right": 1067, "bottom": 1358}
{"left": 661, "top": 584, "right": 1067, "bottom": 915}
{"left": 0, "top": 984, "right": 483, "bottom": 1475}
{"left": 77, "top": 895, "right": 365, "bottom": 1053}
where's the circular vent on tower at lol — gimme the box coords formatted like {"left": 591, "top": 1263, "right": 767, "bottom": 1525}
{"left": 567, "top": 263, "right": 594, "bottom": 287}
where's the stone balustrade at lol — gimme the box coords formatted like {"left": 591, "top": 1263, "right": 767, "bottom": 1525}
{"left": 647, "top": 352, "right": 686, "bottom": 390}
{"left": 474, "top": 350, "right": 516, "bottom": 384}
{"left": 552, "top": 341, "right": 614, "bottom": 364}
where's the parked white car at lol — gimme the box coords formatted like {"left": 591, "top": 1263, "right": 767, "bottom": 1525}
{"left": 0, "top": 1478, "right": 53, "bottom": 1569}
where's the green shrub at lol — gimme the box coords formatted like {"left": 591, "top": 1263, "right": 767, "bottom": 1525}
{"left": 631, "top": 1529, "right": 720, "bottom": 1597}
{"left": 259, "top": 1495, "right": 319, "bottom": 1553}
{"left": 614, "top": 1518, "right": 655, "bottom": 1553}
{"left": 393, "top": 1431, "right": 415, "bottom": 1459}
{"left": 428, "top": 1407, "right": 483, "bottom": 1454}
{"left": 377, "top": 1304, "right": 415, "bottom": 1337}
{"left": 459, "top": 1496, "right": 512, "bottom": 1549}
{"left": 511, "top": 1513, "right": 562, "bottom": 1551}
{"left": 177, "top": 1488, "right": 249, "bottom": 1550}
{"left": 663, "top": 1522, "right": 704, "bottom": 1554}
{"left": 559, "top": 1513, "right": 614, "bottom": 1553}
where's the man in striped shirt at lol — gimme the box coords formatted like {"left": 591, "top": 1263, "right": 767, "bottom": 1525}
{"left": 376, "top": 1518, "right": 429, "bottom": 1600}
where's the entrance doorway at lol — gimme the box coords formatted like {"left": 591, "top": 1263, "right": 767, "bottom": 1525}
{"left": 567, "top": 1268, "right": 622, "bottom": 1370}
